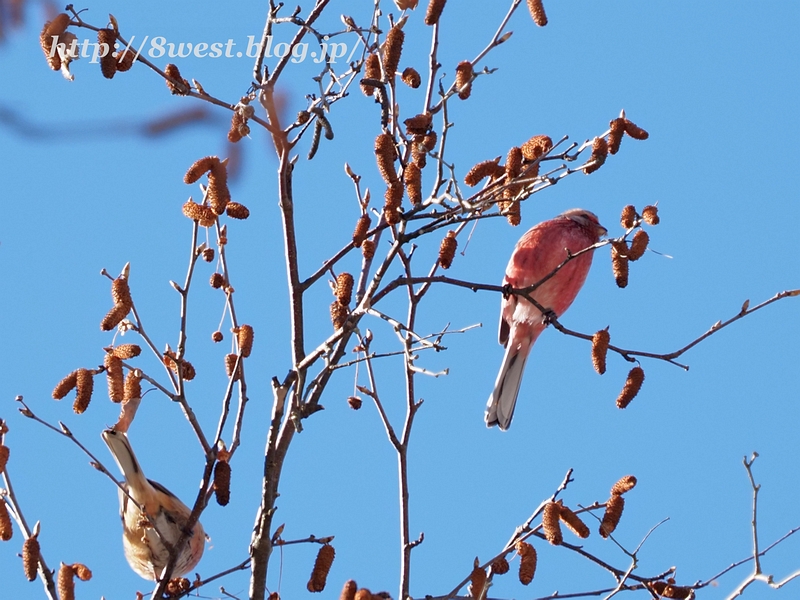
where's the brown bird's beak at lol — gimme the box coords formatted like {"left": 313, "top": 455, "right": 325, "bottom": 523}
{"left": 596, "top": 221, "right": 608, "bottom": 238}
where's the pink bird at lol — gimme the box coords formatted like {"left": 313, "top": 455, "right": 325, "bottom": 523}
{"left": 486, "top": 209, "right": 607, "bottom": 430}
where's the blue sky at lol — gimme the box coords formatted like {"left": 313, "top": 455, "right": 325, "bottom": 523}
{"left": 1, "top": 1, "right": 799, "bottom": 599}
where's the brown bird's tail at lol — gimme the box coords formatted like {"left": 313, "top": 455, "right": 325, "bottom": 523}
{"left": 102, "top": 429, "right": 149, "bottom": 494}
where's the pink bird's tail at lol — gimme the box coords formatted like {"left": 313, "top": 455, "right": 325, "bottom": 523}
{"left": 485, "top": 341, "right": 531, "bottom": 430}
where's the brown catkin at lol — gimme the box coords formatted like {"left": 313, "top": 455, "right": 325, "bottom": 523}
{"left": 362, "top": 239, "right": 376, "bottom": 260}
{"left": 354, "top": 589, "right": 372, "bottom": 600}
{"left": 468, "top": 561, "right": 487, "bottom": 599}
{"left": 182, "top": 199, "right": 216, "bottom": 227}
{"left": 505, "top": 146, "right": 523, "bottom": 180}
{"left": 58, "top": 564, "right": 75, "bottom": 600}
{"left": 490, "top": 556, "right": 509, "bottom": 575}
{"left": 425, "top": 0, "right": 447, "bottom": 25}
{"left": 225, "top": 354, "right": 241, "bottom": 381}
{"left": 185, "top": 156, "right": 219, "bottom": 184}
{"left": 104, "top": 354, "right": 124, "bottom": 403}
{"left": 203, "top": 248, "right": 215, "bottom": 262}
{"left": 505, "top": 200, "right": 521, "bottom": 226}
{"left": 0, "top": 445, "right": 8, "bottom": 472}
{"left": 210, "top": 272, "right": 225, "bottom": 289}
{"left": 521, "top": 135, "right": 553, "bottom": 161}
{"left": 237, "top": 324, "right": 254, "bottom": 357}
{"left": 401, "top": 67, "right": 421, "bottom": 88}
{"left": 464, "top": 158, "right": 503, "bottom": 187}
{"left": 542, "top": 501, "right": 563, "bottom": 545}
{"left": 375, "top": 132, "right": 398, "bottom": 184}
{"left": 212, "top": 331, "right": 224, "bottom": 342}
{"left": 620, "top": 204, "right": 636, "bottom": 229}
{"left": 165, "top": 63, "right": 189, "bottom": 95}
{"left": 642, "top": 205, "right": 660, "bottom": 225}
{"left": 455, "top": 61, "right": 473, "bottom": 100}
{"left": 623, "top": 119, "right": 649, "bottom": 140}
{"left": 382, "top": 26, "right": 404, "bottom": 81}
{"left": 166, "top": 577, "right": 191, "bottom": 596}
{"left": 112, "top": 276, "right": 132, "bottom": 309}
{"left": 74, "top": 369, "right": 94, "bottom": 414}
{"left": 97, "top": 28, "right": 117, "bottom": 79}
{"left": 591, "top": 328, "right": 610, "bottom": 375}
{"left": 584, "top": 136, "right": 608, "bottom": 174}
{"left": 558, "top": 503, "right": 590, "bottom": 539}
{"left": 307, "top": 544, "right": 335, "bottom": 592}
{"left": 648, "top": 581, "right": 693, "bottom": 599}
{"left": 383, "top": 181, "right": 404, "bottom": 224}
{"left": 115, "top": 48, "right": 135, "bottom": 72}
{"left": 71, "top": 563, "right": 92, "bottom": 581}
{"left": 23, "top": 536, "right": 40, "bottom": 580}
{"left": 347, "top": 396, "right": 362, "bottom": 410}
{"left": 40, "top": 14, "right": 71, "bottom": 71}
{"left": 404, "top": 113, "right": 432, "bottom": 136}
{"left": 53, "top": 370, "right": 79, "bottom": 400}
{"left": 627, "top": 229, "right": 649, "bottom": 261}
{"left": 101, "top": 303, "right": 129, "bottom": 331}
{"left": 353, "top": 214, "right": 371, "bottom": 247}
{"left": 526, "top": 0, "right": 548, "bottom": 26}
{"left": 600, "top": 494, "right": 625, "bottom": 538}
{"left": 516, "top": 541, "right": 537, "bottom": 585}
{"left": 610, "top": 475, "right": 637, "bottom": 496}
{"left": 331, "top": 301, "right": 349, "bottom": 330}
{"left": 226, "top": 202, "right": 250, "bottom": 220}
{"left": 617, "top": 366, "right": 644, "bottom": 409}
{"left": 124, "top": 370, "right": 142, "bottom": 401}
{"left": 404, "top": 163, "right": 422, "bottom": 206}
{"left": 340, "top": 580, "right": 358, "bottom": 600}
{"left": 207, "top": 162, "right": 230, "bottom": 215}
{"left": 214, "top": 460, "right": 231, "bottom": 506}
{"left": 0, "top": 499, "right": 12, "bottom": 541}
{"left": 422, "top": 131, "right": 438, "bottom": 151}
{"left": 611, "top": 242, "right": 629, "bottom": 288}
{"left": 111, "top": 344, "right": 141, "bottom": 359}
{"left": 361, "top": 53, "right": 381, "bottom": 96}
{"left": 438, "top": 232, "right": 457, "bottom": 269}
{"left": 228, "top": 112, "right": 245, "bottom": 143}
{"left": 608, "top": 118, "right": 625, "bottom": 154}
{"left": 335, "top": 274, "right": 354, "bottom": 306}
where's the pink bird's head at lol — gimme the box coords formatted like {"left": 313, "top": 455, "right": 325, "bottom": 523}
{"left": 560, "top": 208, "right": 607, "bottom": 241}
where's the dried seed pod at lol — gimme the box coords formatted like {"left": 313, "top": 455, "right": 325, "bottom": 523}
{"left": 111, "top": 275, "right": 132, "bottom": 309}
{"left": 383, "top": 181, "right": 404, "bottom": 224}
{"left": 375, "top": 132, "right": 398, "bottom": 184}
{"left": 225, "top": 353, "right": 241, "bottom": 381}
{"left": 226, "top": 201, "right": 250, "bottom": 220}
{"left": 623, "top": 119, "right": 649, "bottom": 140}
{"left": 58, "top": 563, "right": 75, "bottom": 600}
{"left": 422, "top": 131, "right": 438, "bottom": 151}
{"left": 185, "top": 156, "right": 219, "bottom": 184}
{"left": 362, "top": 239, "right": 376, "bottom": 260}
{"left": 424, "top": 0, "right": 447, "bottom": 25}
{"left": 166, "top": 577, "right": 191, "bottom": 596}
{"left": 307, "top": 544, "right": 335, "bottom": 592}
{"left": 340, "top": 580, "right": 358, "bottom": 600}
{"left": 558, "top": 502, "right": 590, "bottom": 538}
{"left": 111, "top": 344, "right": 141, "bottom": 359}
{"left": 335, "top": 274, "right": 354, "bottom": 306}
{"left": 584, "top": 136, "right": 608, "bottom": 174}
{"left": 361, "top": 53, "right": 381, "bottom": 95}
{"left": 516, "top": 541, "right": 537, "bottom": 585}
{"left": 401, "top": 67, "right": 421, "bottom": 88}
{"left": 505, "top": 200, "right": 521, "bottom": 226}
{"left": 382, "top": 25, "right": 404, "bottom": 81}
{"left": 101, "top": 303, "right": 129, "bottom": 331}
{"left": 411, "top": 142, "right": 427, "bottom": 169}
{"left": 124, "top": 370, "right": 142, "bottom": 401}
{"left": 104, "top": 354, "right": 124, "bottom": 403}
{"left": 207, "top": 163, "right": 231, "bottom": 215}
{"left": 642, "top": 205, "right": 659, "bottom": 225}
{"left": 202, "top": 248, "right": 215, "bottom": 262}
{"left": 212, "top": 331, "right": 224, "bottom": 343}
{"left": 97, "top": 29, "right": 117, "bottom": 79}
{"left": 627, "top": 229, "right": 649, "bottom": 261}
{"left": 0, "top": 445, "right": 8, "bottom": 472}
{"left": 468, "top": 559, "right": 487, "bottom": 599}
{"left": 526, "top": 0, "right": 548, "bottom": 26}
{"left": 182, "top": 199, "right": 216, "bottom": 227}
{"left": 352, "top": 214, "right": 371, "bottom": 247}
{"left": 404, "top": 113, "right": 432, "bottom": 136}
{"left": 599, "top": 494, "right": 625, "bottom": 538}
{"left": 608, "top": 118, "right": 625, "bottom": 154}
{"left": 455, "top": 61, "right": 473, "bottom": 100}
{"left": 542, "top": 501, "right": 563, "bottom": 545}
{"left": 490, "top": 556, "right": 509, "bottom": 575}
{"left": 591, "top": 328, "right": 610, "bottom": 375}
{"left": 610, "top": 475, "right": 637, "bottom": 496}
{"left": 616, "top": 366, "right": 644, "bottom": 409}
{"left": 611, "top": 242, "right": 629, "bottom": 288}
{"left": 438, "top": 231, "right": 457, "bottom": 269}
{"left": 464, "top": 158, "right": 504, "bottom": 186}
{"left": 236, "top": 324, "right": 254, "bottom": 357}
{"left": 115, "top": 48, "right": 135, "bottom": 72}
{"left": 214, "top": 459, "right": 231, "bottom": 506}
{"left": 164, "top": 63, "right": 189, "bottom": 95}
{"left": 53, "top": 370, "right": 79, "bottom": 400}
{"left": 210, "top": 272, "right": 225, "bottom": 289}
{"left": 620, "top": 204, "right": 637, "bottom": 229}
{"left": 347, "top": 396, "right": 362, "bottom": 410}
{"left": 505, "top": 146, "right": 523, "bottom": 180}
{"left": 520, "top": 135, "right": 553, "bottom": 161}
{"left": 228, "top": 111, "right": 245, "bottom": 143}
{"left": 404, "top": 163, "right": 422, "bottom": 206}
{"left": 23, "top": 535, "right": 40, "bottom": 580}
{"left": 331, "top": 300, "right": 349, "bottom": 330}
{"left": 0, "top": 499, "right": 12, "bottom": 541}
{"left": 71, "top": 563, "right": 92, "bottom": 581}
{"left": 74, "top": 368, "right": 94, "bottom": 414}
